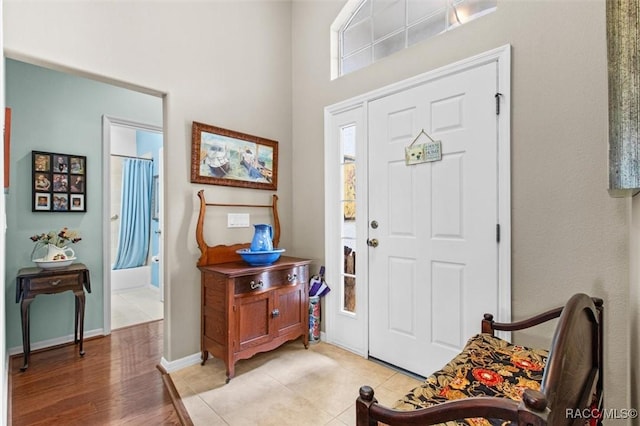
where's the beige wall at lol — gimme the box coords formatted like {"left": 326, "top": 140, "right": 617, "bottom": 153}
{"left": 3, "top": 0, "right": 294, "bottom": 362}
{"left": 3, "top": 0, "right": 636, "bottom": 414}
{"left": 291, "top": 0, "right": 632, "bottom": 411}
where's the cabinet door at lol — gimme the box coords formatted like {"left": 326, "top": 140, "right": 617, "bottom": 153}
{"left": 274, "top": 283, "right": 305, "bottom": 337}
{"left": 236, "top": 291, "right": 274, "bottom": 351}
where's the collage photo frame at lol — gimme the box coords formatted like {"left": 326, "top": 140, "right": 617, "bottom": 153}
{"left": 32, "top": 150, "right": 87, "bottom": 212}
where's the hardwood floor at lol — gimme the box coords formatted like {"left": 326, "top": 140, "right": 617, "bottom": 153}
{"left": 10, "top": 320, "right": 185, "bottom": 425}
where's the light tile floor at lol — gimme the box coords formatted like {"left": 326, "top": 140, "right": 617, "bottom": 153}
{"left": 170, "top": 340, "right": 423, "bottom": 426}
{"left": 111, "top": 286, "right": 164, "bottom": 329}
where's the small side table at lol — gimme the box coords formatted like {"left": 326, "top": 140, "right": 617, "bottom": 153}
{"left": 16, "top": 263, "right": 91, "bottom": 371}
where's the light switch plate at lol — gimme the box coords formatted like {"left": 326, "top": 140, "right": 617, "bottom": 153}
{"left": 228, "top": 213, "right": 250, "bottom": 228}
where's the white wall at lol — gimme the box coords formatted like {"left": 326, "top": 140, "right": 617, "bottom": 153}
{"left": 4, "top": 1, "right": 293, "bottom": 362}
{"left": 291, "top": 0, "right": 631, "bottom": 412}
{"left": 110, "top": 126, "right": 137, "bottom": 157}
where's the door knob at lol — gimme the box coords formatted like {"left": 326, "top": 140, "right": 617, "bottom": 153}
{"left": 367, "top": 238, "right": 379, "bottom": 247}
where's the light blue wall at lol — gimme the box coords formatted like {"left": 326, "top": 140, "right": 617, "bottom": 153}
{"left": 5, "top": 59, "right": 162, "bottom": 349}
{"left": 136, "top": 130, "right": 162, "bottom": 287}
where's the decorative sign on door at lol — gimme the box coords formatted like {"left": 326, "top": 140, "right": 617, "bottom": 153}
{"left": 404, "top": 129, "right": 442, "bottom": 165}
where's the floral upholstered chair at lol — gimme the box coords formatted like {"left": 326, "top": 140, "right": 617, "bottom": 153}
{"left": 394, "top": 334, "right": 548, "bottom": 426}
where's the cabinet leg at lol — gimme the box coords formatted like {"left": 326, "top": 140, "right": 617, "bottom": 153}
{"left": 20, "top": 299, "right": 33, "bottom": 371}
{"left": 201, "top": 351, "right": 209, "bottom": 366}
{"left": 75, "top": 292, "right": 86, "bottom": 356}
{"left": 74, "top": 295, "right": 80, "bottom": 344}
{"left": 225, "top": 362, "right": 235, "bottom": 383}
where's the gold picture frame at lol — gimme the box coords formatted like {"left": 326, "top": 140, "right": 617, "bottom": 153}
{"left": 190, "top": 121, "right": 278, "bottom": 191}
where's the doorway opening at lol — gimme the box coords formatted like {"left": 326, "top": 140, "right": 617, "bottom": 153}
{"left": 103, "top": 116, "right": 164, "bottom": 332}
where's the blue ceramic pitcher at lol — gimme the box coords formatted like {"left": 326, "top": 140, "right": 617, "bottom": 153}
{"left": 250, "top": 224, "right": 274, "bottom": 252}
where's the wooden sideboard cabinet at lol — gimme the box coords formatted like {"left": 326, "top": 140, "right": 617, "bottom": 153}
{"left": 199, "top": 256, "right": 311, "bottom": 382}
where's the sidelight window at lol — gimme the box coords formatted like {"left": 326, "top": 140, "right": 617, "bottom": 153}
{"left": 340, "top": 125, "right": 357, "bottom": 313}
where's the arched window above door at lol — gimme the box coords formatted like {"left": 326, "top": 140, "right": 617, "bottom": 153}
{"left": 331, "top": 0, "right": 497, "bottom": 78}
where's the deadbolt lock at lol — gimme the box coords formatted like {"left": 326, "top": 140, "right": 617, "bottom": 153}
{"left": 370, "top": 220, "right": 379, "bottom": 229}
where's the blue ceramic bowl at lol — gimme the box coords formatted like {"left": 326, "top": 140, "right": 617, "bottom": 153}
{"left": 236, "top": 248, "right": 286, "bottom": 266}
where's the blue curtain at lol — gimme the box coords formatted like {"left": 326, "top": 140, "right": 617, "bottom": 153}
{"left": 113, "top": 158, "right": 153, "bottom": 270}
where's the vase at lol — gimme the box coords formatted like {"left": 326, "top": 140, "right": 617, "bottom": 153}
{"left": 250, "top": 224, "right": 274, "bottom": 252}
{"left": 45, "top": 244, "right": 75, "bottom": 261}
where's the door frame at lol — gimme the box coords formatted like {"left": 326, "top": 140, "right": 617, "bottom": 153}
{"left": 101, "top": 115, "right": 164, "bottom": 335}
{"left": 324, "top": 44, "right": 511, "bottom": 356}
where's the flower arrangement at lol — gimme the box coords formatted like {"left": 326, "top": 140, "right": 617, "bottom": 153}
{"left": 29, "top": 227, "right": 82, "bottom": 260}
{"left": 30, "top": 227, "right": 82, "bottom": 247}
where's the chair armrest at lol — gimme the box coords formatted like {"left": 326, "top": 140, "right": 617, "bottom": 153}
{"left": 482, "top": 307, "right": 563, "bottom": 335}
{"left": 481, "top": 297, "right": 603, "bottom": 335}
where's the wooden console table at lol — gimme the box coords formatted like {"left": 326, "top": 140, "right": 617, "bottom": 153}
{"left": 16, "top": 263, "right": 91, "bottom": 371}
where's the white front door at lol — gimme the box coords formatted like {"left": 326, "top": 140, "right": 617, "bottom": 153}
{"left": 368, "top": 61, "right": 500, "bottom": 376}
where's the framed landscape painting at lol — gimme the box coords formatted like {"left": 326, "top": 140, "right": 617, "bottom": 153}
{"left": 190, "top": 121, "right": 278, "bottom": 191}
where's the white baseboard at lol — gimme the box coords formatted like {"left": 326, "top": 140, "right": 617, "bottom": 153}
{"left": 160, "top": 352, "right": 201, "bottom": 373}
{"left": 7, "top": 328, "right": 105, "bottom": 356}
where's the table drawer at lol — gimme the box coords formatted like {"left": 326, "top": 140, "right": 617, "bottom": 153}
{"left": 234, "top": 266, "right": 304, "bottom": 295}
{"left": 26, "top": 274, "right": 81, "bottom": 293}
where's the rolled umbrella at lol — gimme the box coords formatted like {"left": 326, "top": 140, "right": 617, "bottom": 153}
{"left": 309, "top": 266, "right": 330, "bottom": 297}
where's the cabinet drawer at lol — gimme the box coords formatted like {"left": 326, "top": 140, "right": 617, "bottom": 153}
{"left": 234, "top": 266, "right": 303, "bottom": 295}
{"left": 27, "top": 274, "right": 80, "bottom": 293}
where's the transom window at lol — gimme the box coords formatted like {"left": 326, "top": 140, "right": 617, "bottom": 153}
{"left": 334, "top": 0, "right": 497, "bottom": 77}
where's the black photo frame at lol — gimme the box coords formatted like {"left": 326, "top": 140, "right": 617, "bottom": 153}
{"left": 32, "top": 150, "right": 86, "bottom": 212}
